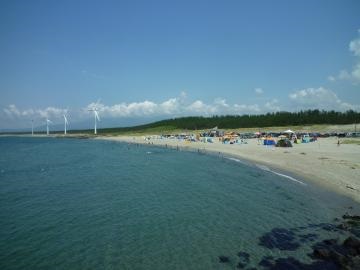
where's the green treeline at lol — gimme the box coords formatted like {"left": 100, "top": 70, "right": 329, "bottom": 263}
{"left": 101, "top": 110, "right": 359, "bottom": 132}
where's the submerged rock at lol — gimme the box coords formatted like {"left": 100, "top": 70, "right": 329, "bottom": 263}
{"left": 236, "top": 251, "right": 250, "bottom": 268}
{"left": 261, "top": 256, "right": 338, "bottom": 270}
{"left": 343, "top": 236, "right": 360, "bottom": 255}
{"left": 343, "top": 214, "right": 360, "bottom": 220}
{"left": 259, "top": 228, "right": 300, "bottom": 251}
{"left": 311, "top": 236, "right": 360, "bottom": 269}
{"left": 218, "top": 255, "right": 230, "bottom": 263}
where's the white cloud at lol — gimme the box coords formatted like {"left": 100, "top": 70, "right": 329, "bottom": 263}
{"left": 82, "top": 93, "right": 262, "bottom": 119}
{"left": 233, "top": 104, "right": 261, "bottom": 114}
{"left": 254, "top": 88, "right": 263, "bottom": 95}
{"left": 289, "top": 87, "right": 358, "bottom": 111}
{"left": 214, "top": 98, "right": 228, "bottom": 107}
{"left": 3, "top": 104, "right": 21, "bottom": 117}
{"left": 4, "top": 88, "right": 357, "bottom": 129}
{"left": 349, "top": 36, "right": 360, "bottom": 57}
{"left": 186, "top": 100, "right": 216, "bottom": 115}
{"left": 351, "top": 63, "right": 360, "bottom": 81}
{"left": 265, "top": 99, "right": 280, "bottom": 112}
{"left": 338, "top": 70, "right": 352, "bottom": 80}
{"left": 3, "top": 104, "right": 67, "bottom": 120}
{"left": 329, "top": 31, "right": 360, "bottom": 83}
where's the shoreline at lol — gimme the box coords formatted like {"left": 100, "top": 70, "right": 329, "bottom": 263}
{"left": 98, "top": 135, "right": 360, "bottom": 204}
{"left": 2, "top": 134, "right": 359, "bottom": 204}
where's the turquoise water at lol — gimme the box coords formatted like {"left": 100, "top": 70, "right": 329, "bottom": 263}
{"left": 0, "top": 137, "right": 358, "bottom": 269}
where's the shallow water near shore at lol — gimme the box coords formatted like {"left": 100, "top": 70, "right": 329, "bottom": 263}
{"left": 0, "top": 137, "right": 359, "bottom": 269}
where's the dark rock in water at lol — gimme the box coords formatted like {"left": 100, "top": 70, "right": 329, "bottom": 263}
{"left": 313, "top": 248, "right": 331, "bottom": 260}
{"left": 236, "top": 251, "right": 250, "bottom": 268}
{"left": 337, "top": 223, "right": 351, "bottom": 230}
{"left": 236, "top": 262, "right": 246, "bottom": 269}
{"left": 337, "top": 215, "right": 360, "bottom": 237}
{"left": 237, "top": 251, "right": 250, "bottom": 262}
{"left": 323, "top": 239, "right": 338, "bottom": 246}
{"left": 320, "top": 223, "right": 339, "bottom": 232}
{"left": 259, "top": 256, "right": 274, "bottom": 268}
{"left": 351, "top": 256, "right": 360, "bottom": 269}
{"left": 218, "top": 255, "right": 230, "bottom": 263}
{"left": 264, "top": 256, "right": 338, "bottom": 270}
{"left": 259, "top": 228, "right": 300, "bottom": 251}
{"left": 237, "top": 251, "right": 250, "bottom": 259}
{"left": 307, "top": 222, "right": 339, "bottom": 232}
{"left": 310, "top": 236, "right": 360, "bottom": 269}
{"left": 311, "top": 239, "right": 345, "bottom": 261}
{"left": 299, "top": 233, "right": 318, "bottom": 243}
{"left": 343, "top": 236, "right": 360, "bottom": 255}
{"left": 342, "top": 214, "right": 360, "bottom": 221}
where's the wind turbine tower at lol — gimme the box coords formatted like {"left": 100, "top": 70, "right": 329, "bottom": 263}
{"left": 63, "top": 114, "right": 69, "bottom": 135}
{"left": 31, "top": 120, "right": 34, "bottom": 136}
{"left": 46, "top": 119, "right": 52, "bottom": 136}
{"left": 88, "top": 107, "right": 100, "bottom": 135}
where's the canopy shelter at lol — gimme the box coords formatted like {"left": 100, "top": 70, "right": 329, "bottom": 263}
{"left": 284, "top": 129, "right": 294, "bottom": 133}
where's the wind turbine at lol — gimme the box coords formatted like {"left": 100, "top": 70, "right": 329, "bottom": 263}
{"left": 46, "top": 119, "right": 52, "bottom": 136}
{"left": 88, "top": 102, "right": 100, "bottom": 134}
{"left": 63, "top": 114, "right": 69, "bottom": 135}
{"left": 31, "top": 120, "right": 34, "bottom": 136}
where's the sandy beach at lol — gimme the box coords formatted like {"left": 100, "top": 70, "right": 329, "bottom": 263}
{"left": 99, "top": 135, "right": 360, "bottom": 204}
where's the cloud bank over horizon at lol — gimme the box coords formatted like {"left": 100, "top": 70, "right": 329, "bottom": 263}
{"left": 2, "top": 87, "right": 359, "bottom": 129}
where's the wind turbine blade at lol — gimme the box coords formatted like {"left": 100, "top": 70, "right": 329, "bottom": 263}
{"left": 95, "top": 111, "right": 100, "bottom": 121}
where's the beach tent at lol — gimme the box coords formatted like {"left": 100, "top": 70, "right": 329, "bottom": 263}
{"left": 276, "top": 139, "right": 293, "bottom": 147}
{"left": 263, "top": 137, "right": 276, "bottom": 146}
{"left": 283, "top": 130, "right": 296, "bottom": 140}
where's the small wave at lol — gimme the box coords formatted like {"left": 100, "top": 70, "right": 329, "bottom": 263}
{"left": 225, "top": 157, "right": 248, "bottom": 165}
{"left": 146, "top": 151, "right": 152, "bottom": 154}
{"left": 256, "top": 164, "right": 306, "bottom": 185}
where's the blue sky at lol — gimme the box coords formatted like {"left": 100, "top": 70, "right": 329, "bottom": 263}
{"left": 1, "top": 0, "right": 360, "bottom": 130}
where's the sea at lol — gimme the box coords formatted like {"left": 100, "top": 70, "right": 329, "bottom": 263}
{"left": 0, "top": 136, "right": 358, "bottom": 270}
